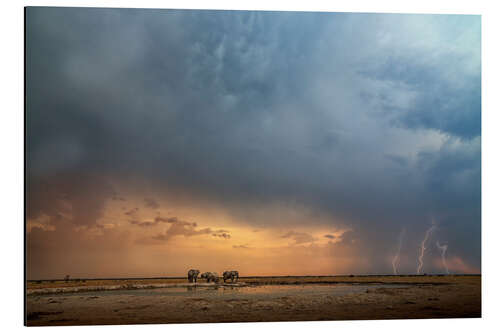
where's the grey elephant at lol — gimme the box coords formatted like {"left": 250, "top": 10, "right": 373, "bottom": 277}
{"left": 200, "top": 272, "right": 219, "bottom": 283}
{"left": 223, "top": 270, "right": 239, "bottom": 283}
{"left": 187, "top": 269, "right": 200, "bottom": 283}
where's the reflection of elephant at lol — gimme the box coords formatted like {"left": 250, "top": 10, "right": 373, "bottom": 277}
{"left": 223, "top": 271, "right": 239, "bottom": 283}
{"left": 188, "top": 269, "right": 200, "bottom": 283}
{"left": 200, "top": 272, "right": 219, "bottom": 283}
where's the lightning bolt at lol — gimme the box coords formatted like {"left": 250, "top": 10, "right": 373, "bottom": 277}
{"left": 436, "top": 241, "right": 449, "bottom": 274}
{"left": 392, "top": 228, "right": 406, "bottom": 275}
{"left": 417, "top": 224, "right": 436, "bottom": 274}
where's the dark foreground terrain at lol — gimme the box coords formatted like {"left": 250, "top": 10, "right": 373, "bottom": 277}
{"left": 26, "top": 275, "right": 480, "bottom": 326}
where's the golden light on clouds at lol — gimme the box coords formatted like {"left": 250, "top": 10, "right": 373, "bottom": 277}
{"left": 27, "top": 186, "right": 358, "bottom": 279}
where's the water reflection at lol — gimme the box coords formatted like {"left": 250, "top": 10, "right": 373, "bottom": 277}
{"left": 42, "top": 283, "right": 410, "bottom": 299}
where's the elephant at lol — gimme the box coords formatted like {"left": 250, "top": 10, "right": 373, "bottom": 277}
{"left": 187, "top": 269, "right": 200, "bottom": 283}
{"left": 200, "top": 272, "right": 219, "bottom": 283}
{"left": 223, "top": 270, "right": 239, "bottom": 283}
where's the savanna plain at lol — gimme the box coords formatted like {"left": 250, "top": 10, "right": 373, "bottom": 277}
{"left": 26, "top": 275, "right": 480, "bottom": 326}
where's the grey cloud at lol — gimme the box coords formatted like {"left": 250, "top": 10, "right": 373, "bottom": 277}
{"left": 149, "top": 217, "right": 231, "bottom": 242}
{"left": 384, "top": 154, "right": 408, "bottom": 167}
{"left": 26, "top": 8, "right": 480, "bottom": 273}
{"left": 154, "top": 216, "right": 178, "bottom": 223}
{"left": 152, "top": 223, "right": 230, "bottom": 242}
{"left": 213, "top": 232, "right": 231, "bottom": 239}
{"left": 129, "top": 215, "right": 193, "bottom": 228}
{"left": 282, "top": 231, "right": 317, "bottom": 245}
{"left": 129, "top": 220, "right": 157, "bottom": 227}
{"left": 362, "top": 55, "right": 481, "bottom": 140}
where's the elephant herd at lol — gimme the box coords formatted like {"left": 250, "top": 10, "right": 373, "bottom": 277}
{"left": 187, "top": 269, "right": 239, "bottom": 283}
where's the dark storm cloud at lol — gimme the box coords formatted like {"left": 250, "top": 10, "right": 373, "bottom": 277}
{"left": 26, "top": 8, "right": 481, "bottom": 273}
{"left": 361, "top": 56, "right": 481, "bottom": 139}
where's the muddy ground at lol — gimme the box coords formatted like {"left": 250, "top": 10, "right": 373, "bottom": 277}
{"left": 26, "top": 275, "right": 480, "bottom": 326}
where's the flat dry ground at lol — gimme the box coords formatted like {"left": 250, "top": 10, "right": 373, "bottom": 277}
{"left": 26, "top": 275, "right": 480, "bottom": 326}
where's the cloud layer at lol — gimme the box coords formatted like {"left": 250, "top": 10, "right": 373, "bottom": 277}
{"left": 26, "top": 8, "right": 480, "bottom": 278}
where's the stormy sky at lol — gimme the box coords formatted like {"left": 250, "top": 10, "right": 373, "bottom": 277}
{"left": 26, "top": 7, "right": 481, "bottom": 279}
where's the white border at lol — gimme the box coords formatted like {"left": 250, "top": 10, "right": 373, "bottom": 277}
{"left": 9, "top": 0, "right": 488, "bottom": 14}
{"left": 2, "top": 1, "right": 499, "bottom": 332}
